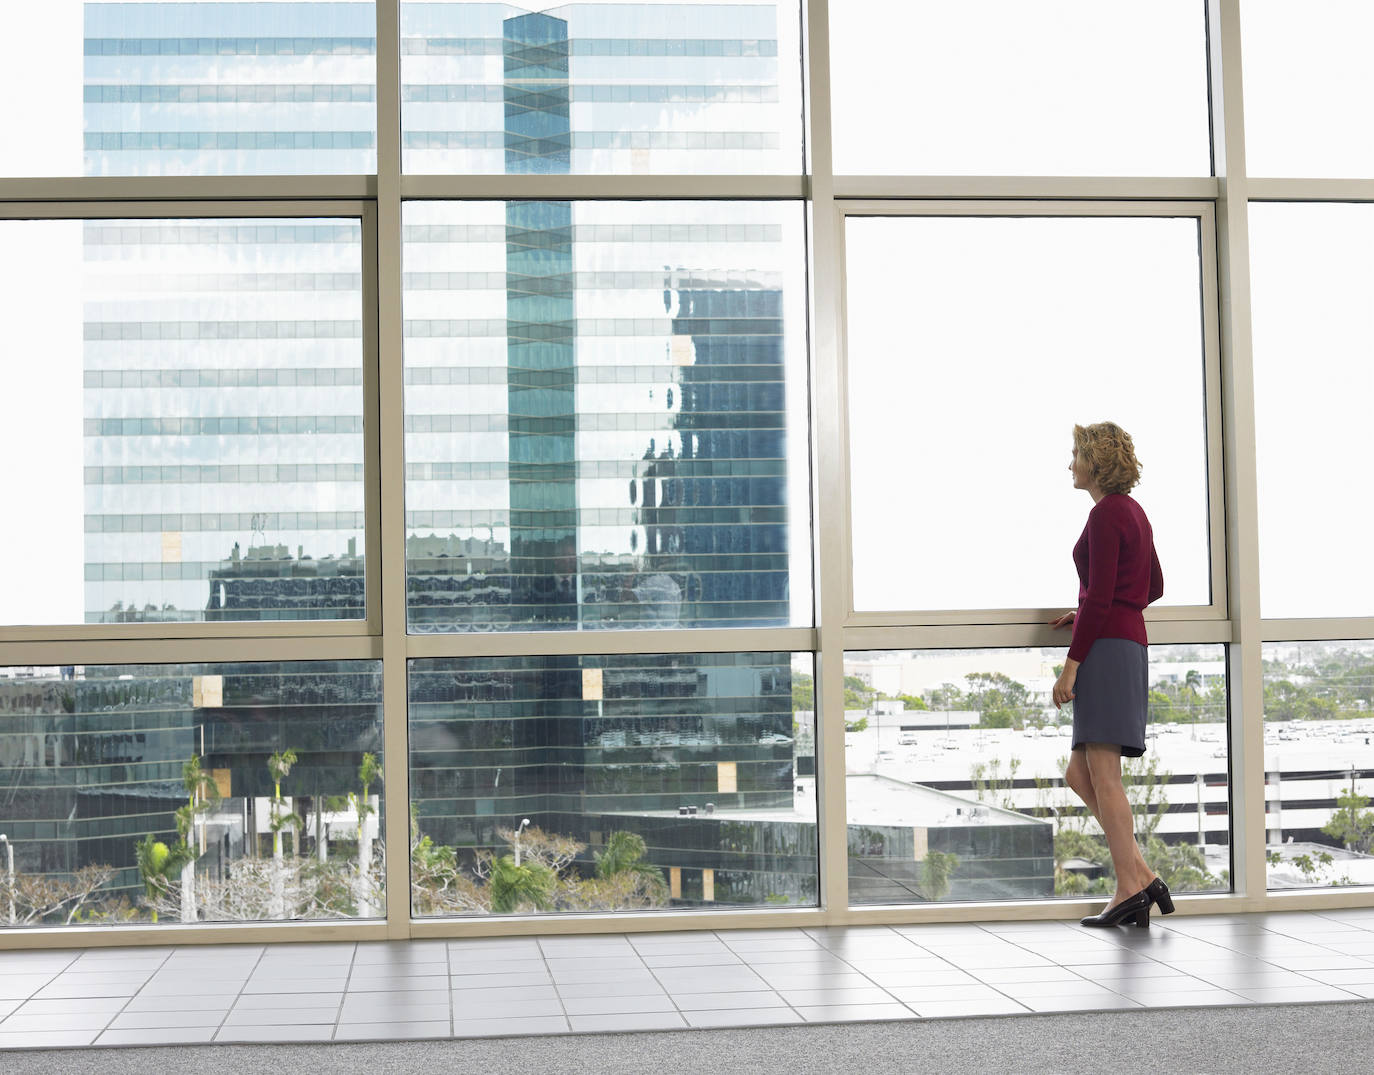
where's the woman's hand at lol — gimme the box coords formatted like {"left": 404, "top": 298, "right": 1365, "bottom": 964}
{"left": 1052, "top": 659, "right": 1079, "bottom": 709}
{"left": 1048, "top": 611, "right": 1076, "bottom": 630}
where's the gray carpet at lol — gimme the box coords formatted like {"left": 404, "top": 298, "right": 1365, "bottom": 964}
{"left": 5, "top": 1001, "right": 1372, "bottom": 1074}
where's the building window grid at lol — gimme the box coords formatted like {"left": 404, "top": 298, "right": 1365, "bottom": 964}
{"left": 0, "top": 0, "right": 1368, "bottom": 940}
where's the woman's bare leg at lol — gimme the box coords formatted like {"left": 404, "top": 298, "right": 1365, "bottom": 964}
{"left": 1084, "top": 743, "right": 1157, "bottom": 906}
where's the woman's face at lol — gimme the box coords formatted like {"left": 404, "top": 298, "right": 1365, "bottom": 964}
{"left": 1070, "top": 446, "right": 1094, "bottom": 491}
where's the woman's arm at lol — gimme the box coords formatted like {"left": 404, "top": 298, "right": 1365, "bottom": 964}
{"left": 1148, "top": 545, "right": 1164, "bottom": 605}
{"left": 1067, "top": 508, "right": 1121, "bottom": 664}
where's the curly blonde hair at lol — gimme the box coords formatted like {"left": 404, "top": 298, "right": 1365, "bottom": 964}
{"left": 1073, "top": 422, "right": 1142, "bottom": 496}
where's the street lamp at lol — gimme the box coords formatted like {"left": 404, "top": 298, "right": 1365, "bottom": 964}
{"left": 513, "top": 818, "right": 531, "bottom": 867}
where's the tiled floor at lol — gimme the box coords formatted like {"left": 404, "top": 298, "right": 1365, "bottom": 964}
{"left": 4, "top": 908, "right": 1374, "bottom": 1049}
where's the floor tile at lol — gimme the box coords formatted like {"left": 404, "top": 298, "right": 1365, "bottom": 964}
{"left": 97, "top": 1027, "right": 218, "bottom": 1046}
{"left": 0, "top": 975, "right": 65, "bottom": 1000}
{"left": 1107, "top": 974, "right": 1223, "bottom": 996}
{"left": 908, "top": 998, "right": 1030, "bottom": 1018}
{"left": 560, "top": 994, "right": 677, "bottom": 1016}
{"left": 451, "top": 1015, "right": 572, "bottom": 1038}
{"left": 793, "top": 1003, "right": 915, "bottom": 1023}
{"left": 547, "top": 967, "right": 659, "bottom": 986}
{"left": 1262, "top": 955, "right": 1374, "bottom": 972}
{"left": 124, "top": 994, "right": 244, "bottom": 1012}
{"left": 449, "top": 957, "right": 548, "bottom": 975}
{"left": 448, "top": 998, "right": 562, "bottom": 1020}
{"left": 886, "top": 984, "right": 1008, "bottom": 1004}
{"left": 342, "top": 999, "right": 452, "bottom": 1023}
{"left": 1131, "top": 991, "right": 1249, "bottom": 1008}
{"left": 14, "top": 996, "right": 129, "bottom": 1016}
{"left": 1, "top": 1011, "right": 117, "bottom": 1032}
{"left": 452, "top": 984, "right": 559, "bottom": 1004}
{"left": 242, "top": 977, "right": 350, "bottom": 994}
{"left": 555, "top": 980, "right": 671, "bottom": 1000}
{"left": 857, "top": 969, "right": 979, "bottom": 988}
{"left": 107, "top": 1010, "right": 227, "bottom": 1030}
{"left": 344, "top": 973, "right": 451, "bottom": 991}
{"left": 685, "top": 1008, "right": 804, "bottom": 1028}
{"left": 333, "top": 1021, "right": 450, "bottom": 1041}
{"left": 216, "top": 1024, "right": 335, "bottom": 1043}
{"left": 222, "top": 1006, "right": 339, "bottom": 1026}
{"left": 234, "top": 992, "right": 345, "bottom": 1010}
{"left": 0, "top": 1030, "right": 100, "bottom": 1048}
{"left": 1229, "top": 984, "right": 1360, "bottom": 1003}
{"left": 568, "top": 1012, "right": 687, "bottom": 1033}
{"left": 672, "top": 990, "right": 789, "bottom": 1011}
{"left": 1299, "top": 967, "right": 1374, "bottom": 986}
{"left": 777, "top": 986, "right": 894, "bottom": 1006}
{"left": 969, "top": 965, "right": 1089, "bottom": 985}
{"left": 30, "top": 982, "right": 142, "bottom": 1000}
{"left": 641, "top": 952, "right": 743, "bottom": 969}
{"left": 1020, "top": 995, "right": 1144, "bottom": 1013}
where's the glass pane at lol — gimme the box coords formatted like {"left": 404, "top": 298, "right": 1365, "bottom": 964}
{"left": 843, "top": 646, "right": 1230, "bottom": 906}
{"left": 403, "top": 201, "right": 810, "bottom": 632}
{"left": 400, "top": 1, "right": 802, "bottom": 174}
{"left": 1264, "top": 641, "right": 1374, "bottom": 890}
{"left": 1243, "top": 1, "right": 1374, "bottom": 177}
{"left": 844, "top": 215, "right": 1211, "bottom": 612}
{"left": 0, "top": 1, "right": 377, "bottom": 177}
{"left": 829, "top": 1, "right": 1210, "bottom": 176}
{"left": 409, "top": 652, "right": 815, "bottom": 916}
{"left": 0, "top": 218, "right": 367, "bottom": 626}
{"left": 0, "top": 661, "right": 383, "bottom": 928}
{"left": 1250, "top": 204, "right": 1374, "bottom": 619}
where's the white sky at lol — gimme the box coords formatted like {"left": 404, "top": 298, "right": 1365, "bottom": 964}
{"left": 844, "top": 215, "right": 1212, "bottom": 613}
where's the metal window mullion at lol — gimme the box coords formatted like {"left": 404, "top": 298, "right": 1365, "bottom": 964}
{"left": 832, "top": 176, "right": 1220, "bottom": 201}
{"left": 0, "top": 175, "right": 376, "bottom": 204}
{"left": 0, "top": 635, "right": 382, "bottom": 668}
{"left": 0, "top": 199, "right": 369, "bottom": 220}
{"left": 841, "top": 620, "right": 1233, "bottom": 654}
{"left": 1210, "top": 0, "right": 1266, "bottom": 902}
{"left": 1260, "top": 618, "right": 1374, "bottom": 643}
{"left": 375, "top": 0, "right": 411, "bottom": 940}
{"left": 400, "top": 174, "right": 807, "bottom": 201}
{"left": 405, "top": 627, "right": 816, "bottom": 661}
{"left": 1248, "top": 178, "right": 1374, "bottom": 202}
{"left": 803, "top": 0, "right": 849, "bottom": 920}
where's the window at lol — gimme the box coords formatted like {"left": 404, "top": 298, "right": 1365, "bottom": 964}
{"left": 843, "top": 211, "right": 1215, "bottom": 615}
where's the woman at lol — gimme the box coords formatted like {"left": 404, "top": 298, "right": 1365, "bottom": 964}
{"left": 1049, "top": 421, "right": 1172, "bottom": 928}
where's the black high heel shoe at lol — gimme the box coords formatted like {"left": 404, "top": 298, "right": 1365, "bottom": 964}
{"left": 1146, "top": 877, "right": 1175, "bottom": 914}
{"left": 1080, "top": 888, "right": 1151, "bottom": 929}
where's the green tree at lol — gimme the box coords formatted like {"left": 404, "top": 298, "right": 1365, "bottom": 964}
{"left": 1323, "top": 791, "right": 1374, "bottom": 854}
{"left": 970, "top": 757, "right": 1022, "bottom": 810}
{"left": 134, "top": 834, "right": 193, "bottom": 923}
{"left": 844, "top": 675, "right": 872, "bottom": 710}
{"left": 895, "top": 693, "right": 927, "bottom": 710}
{"left": 963, "top": 672, "right": 1036, "bottom": 729}
{"left": 488, "top": 855, "right": 556, "bottom": 913}
{"left": 791, "top": 671, "right": 814, "bottom": 712}
{"left": 921, "top": 850, "right": 959, "bottom": 901}
{"left": 844, "top": 715, "right": 869, "bottom": 733}
{"left": 594, "top": 831, "right": 669, "bottom": 902}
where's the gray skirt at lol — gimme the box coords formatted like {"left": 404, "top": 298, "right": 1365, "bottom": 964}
{"left": 1071, "top": 638, "right": 1148, "bottom": 758}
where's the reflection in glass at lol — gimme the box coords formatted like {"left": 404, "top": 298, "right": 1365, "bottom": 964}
{"left": 400, "top": 2, "right": 802, "bottom": 175}
{"left": 829, "top": 0, "right": 1209, "bottom": 176}
{"left": 0, "top": 218, "right": 367, "bottom": 627}
{"left": 844, "top": 215, "right": 1211, "bottom": 612}
{"left": 1250, "top": 204, "right": 1374, "bottom": 618}
{"left": 2, "top": 1, "right": 379, "bottom": 178}
{"left": 1263, "top": 641, "right": 1374, "bottom": 890}
{"left": 842, "top": 646, "right": 1229, "bottom": 906}
{"left": 0, "top": 662, "right": 384, "bottom": 927}
{"left": 408, "top": 652, "right": 815, "bottom": 915}
{"left": 403, "top": 201, "right": 810, "bottom": 632}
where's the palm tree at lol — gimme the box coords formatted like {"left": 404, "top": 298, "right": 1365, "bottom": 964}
{"left": 488, "top": 855, "right": 555, "bottom": 914}
{"left": 265, "top": 749, "right": 298, "bottom": 918}
{"left": 1184, "top": 669, "right": 1202, "bottom": 740}
{"left": 594, "top": 831, "right": 668, "bottom": 902}
{"left": 134, "top": 834, "right": 193, "bottom": 923}
{"left": 354, "top": 753, "right": 383, "bottom": 916}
